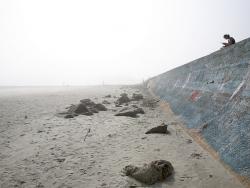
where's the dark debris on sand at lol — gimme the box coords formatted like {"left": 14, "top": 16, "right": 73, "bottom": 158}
{"left": 131, "top": 93, "right": 144, "bottom": 101}
{"left": 115, "top": 93, "right": 131, "bottom": 105}
{"left": 145, "top": 123, "right": 170, "bottom": 134}
{"left": 60, "top": 92, "right": 146, "bottom": 120}
{"left": 115, "top": 105, "right": 145, "bottom": 118}
{"left": 115, "top": 93, "right": 144, "bottom": 106}
{"left": 58, "top": 98, "right": 108, "bottom": 118}
{"left": 123, "top": 160, "right": 174, "bottom": 185}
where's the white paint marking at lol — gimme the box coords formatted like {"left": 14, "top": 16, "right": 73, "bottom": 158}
{"left": 182, "top": 73, "right": 191, "bottom": 88}
{"left": 230, "top": 80, "right": 246, "bottom": 100}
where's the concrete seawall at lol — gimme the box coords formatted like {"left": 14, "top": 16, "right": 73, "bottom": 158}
{"left": 147, "top": 38, "right": 250, "bottom": 180}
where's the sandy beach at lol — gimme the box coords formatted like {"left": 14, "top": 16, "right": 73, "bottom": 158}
{"left": 0, "top": 86, "right": 245, "bottom": 188}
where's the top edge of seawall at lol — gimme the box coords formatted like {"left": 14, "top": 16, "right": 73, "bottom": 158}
{"left": 150, "top": 37, "right": 250, "bottom": 80}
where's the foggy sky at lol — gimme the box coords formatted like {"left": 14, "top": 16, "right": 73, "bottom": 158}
{"left": 1, "top": 0, "right": 250, "bottom": 86}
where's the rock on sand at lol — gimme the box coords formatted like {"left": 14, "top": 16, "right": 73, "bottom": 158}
{"left": 60, "top": 98, "right": 107, "bottom": 118}
{"left": 145, "top": 123, "right": 169, "bottom": 134}
{"left": 123, "top": 160, "right": 174, "bottom": 185}
{"left": 115, "top": 93, "right": 130, "bottom": 105}
{"left": 131, "top": 93, "right": 143, "bottom": 101}
{"left": 115, "top": 106, "right": 145, "bottom": 118}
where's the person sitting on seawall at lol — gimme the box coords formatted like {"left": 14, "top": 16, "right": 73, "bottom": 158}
{"left": 222, "top": 34, "right": 235, "bottom": 48}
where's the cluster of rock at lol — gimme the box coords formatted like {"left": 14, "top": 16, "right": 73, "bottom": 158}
{"left": 60, "top": 93, "right": 145, "bottom": 119}
{"left": 114, "top": 93, "right": 145, "bottom": 118}
{"left": 58, "top": 91, "right": 174, "bottom": 185}
{"left": 61, "top": 99, "right": 107, "bottom": 118}
{"left": 123, "top": 160, "right": 174, "bottom": 185}
{"left": 115, "top": 93, "right": 144, "bottom": 106}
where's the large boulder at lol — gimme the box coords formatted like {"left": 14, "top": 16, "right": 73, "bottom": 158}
{"left": 123, "top": 160, "right": 174, "bottom": 185}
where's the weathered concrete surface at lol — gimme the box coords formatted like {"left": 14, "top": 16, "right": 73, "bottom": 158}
{"left": 147, "top": 38, "right": 250, "bottom": 180}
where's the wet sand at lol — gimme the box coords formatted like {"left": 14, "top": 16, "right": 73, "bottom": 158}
{"left": 0, "top": 86, "right": 245, "bottom": 187}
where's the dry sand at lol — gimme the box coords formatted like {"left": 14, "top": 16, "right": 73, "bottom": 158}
{"left": 0, "top": 86, "right": 245, "bottom": 188}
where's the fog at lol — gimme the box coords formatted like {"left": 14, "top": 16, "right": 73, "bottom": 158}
{"left": 1, "top": 0, "right": 250, "bottom": 86}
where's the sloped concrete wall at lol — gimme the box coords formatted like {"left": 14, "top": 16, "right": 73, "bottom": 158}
{"left": 147, "top": 38, "right": 250, "bottom": 178}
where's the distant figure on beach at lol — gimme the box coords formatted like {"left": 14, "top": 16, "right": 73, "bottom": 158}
{"left": 222, "top": 34, "right": 235, "bottom": 48}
